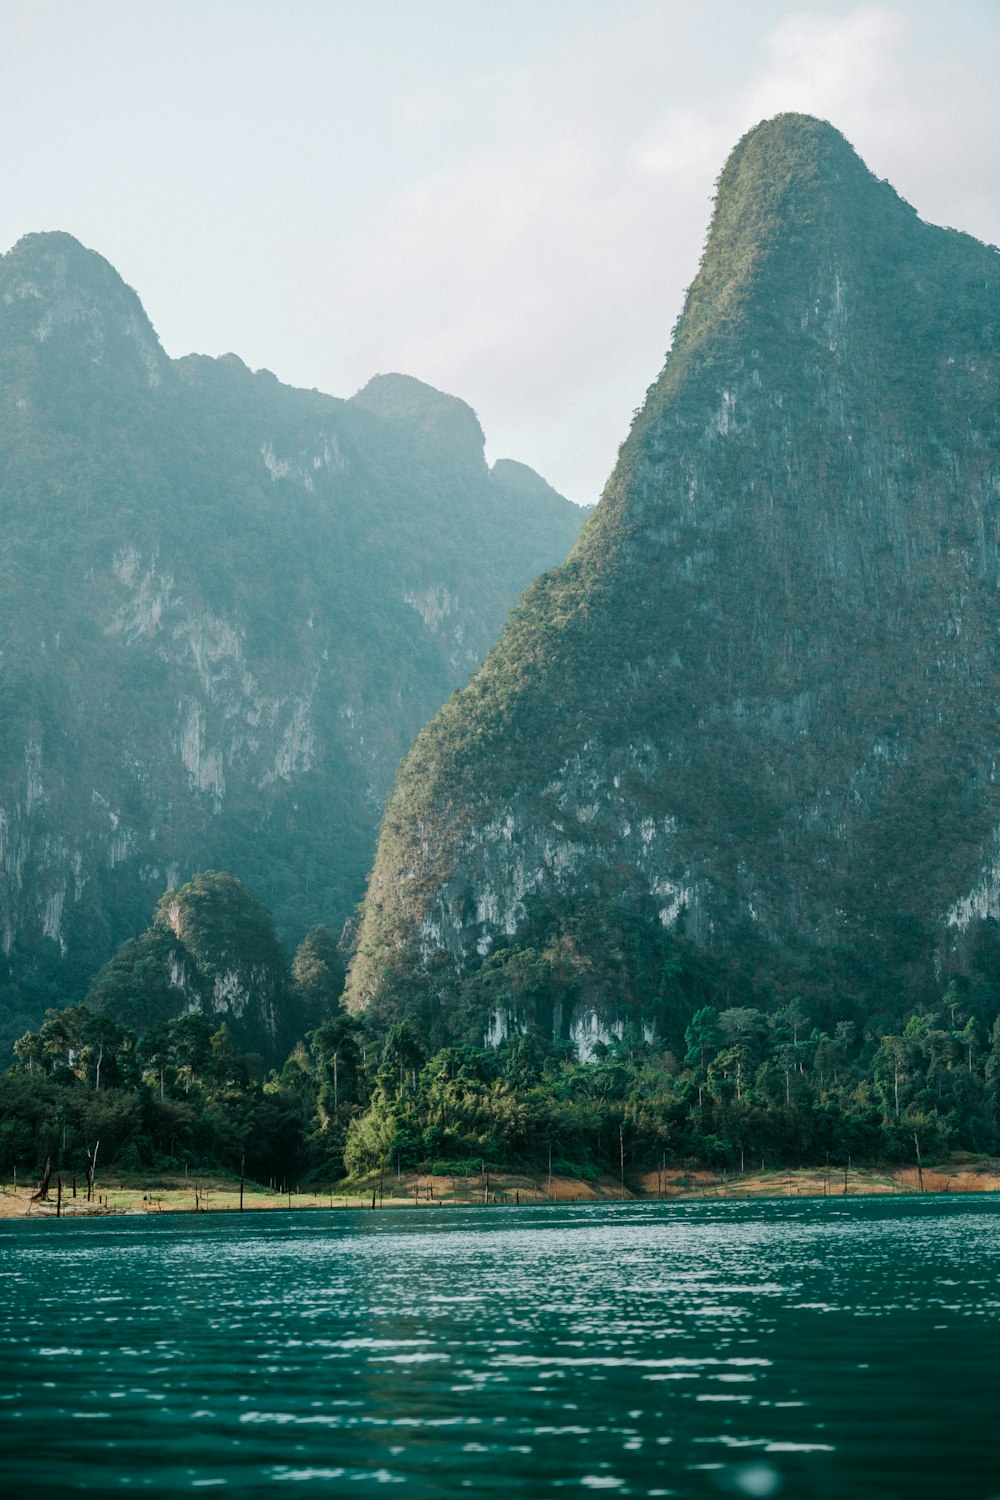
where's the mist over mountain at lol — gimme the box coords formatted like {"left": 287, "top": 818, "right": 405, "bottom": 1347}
{"left": 0, "top": 232, "right": 583, "bottom": 1048}
{"left": 348, "top": 114, "right": 1000, "bottom": 1046}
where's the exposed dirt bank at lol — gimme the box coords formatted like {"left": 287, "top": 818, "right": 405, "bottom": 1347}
{"left": 3, "top": 1159, "right": 999, "bottom": 1220}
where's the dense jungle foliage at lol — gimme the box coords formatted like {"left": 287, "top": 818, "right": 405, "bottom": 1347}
{"left": 5, "top": 874, "right": 1000, "bottom": 1189}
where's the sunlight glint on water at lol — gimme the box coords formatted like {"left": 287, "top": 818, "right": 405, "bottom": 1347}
{"left": 2, "top": 1197, "right": 998, "bottom": 1497}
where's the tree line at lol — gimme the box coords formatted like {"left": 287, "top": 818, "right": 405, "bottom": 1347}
{"left": 4, "top": 975, "right": 999, "bottom": 1190}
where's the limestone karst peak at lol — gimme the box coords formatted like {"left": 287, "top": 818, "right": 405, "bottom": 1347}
{"left": 0, "top": 230, "right": 168, "bottom": 388}
{"left": 350, "top": 373, "right": 487, "bottom": 471}
{"left": 490, "top": 458, "right": 565, "bottom": 503}
{"left": 663, "top": 115, "right": 907, "bottom": 357}
{"left": 346, "top": 116, "right": 1000, "bottom": 1031}
{"left": 711, "top": 113, "right": 907, "bottom": 234}
{"left": 602, "top": 110, "right": 991, "bottom": 528}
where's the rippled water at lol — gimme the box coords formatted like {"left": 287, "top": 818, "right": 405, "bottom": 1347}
{"left": 2, "top": 1196, "right": 998, "bottom": 1496}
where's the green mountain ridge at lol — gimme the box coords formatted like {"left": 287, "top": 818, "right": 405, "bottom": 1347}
{"left": 348, "top": 114, "right": 1000, "bottom": 1043}
{"left": 0, "top": 232, "right": 584, "bottom": 1049}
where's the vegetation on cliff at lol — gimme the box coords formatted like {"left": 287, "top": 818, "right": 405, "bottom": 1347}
{"left": 8, "top": 115, "right": 1000, "bottom": 1194}
{"left": 348, "top": 113, "right": 1000, "bottom": 1028}
{"left": 0, "top": 234, "right": 584, "bottom": 1053}
{"left": 4, "top": 951, "right": 1000, "bottom": 1190}
{"left": 4, "top": 872, "right": 1000, "bottom": 1190}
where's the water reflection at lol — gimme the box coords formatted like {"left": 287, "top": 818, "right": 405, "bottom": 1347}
{"left": 2, "top": 1197, "right": 998, "bottom": 1496}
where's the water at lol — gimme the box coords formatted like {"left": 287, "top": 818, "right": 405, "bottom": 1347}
{"left": 1, "top": 1196, "right": 998, "bottom": 1497}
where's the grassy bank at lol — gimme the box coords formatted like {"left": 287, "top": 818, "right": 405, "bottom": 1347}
{"left": 4, "top": 1156, "right": 1000, "bottom": 1220}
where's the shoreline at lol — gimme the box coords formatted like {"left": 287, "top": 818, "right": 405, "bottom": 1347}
{"left": 4, "top": 1157, "right": 1000, "bottom": 1220}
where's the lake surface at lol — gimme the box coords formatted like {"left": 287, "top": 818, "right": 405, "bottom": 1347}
{"left": 1, "top": 1196, "right": 998, "bottom": 1497}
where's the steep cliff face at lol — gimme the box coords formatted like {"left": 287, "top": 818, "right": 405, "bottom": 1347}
{"left": 348, "top": 114, "right": 1000, "bottom": 1038}
{"left": 0, "top": 233, "right": 583, "bottom": 1043}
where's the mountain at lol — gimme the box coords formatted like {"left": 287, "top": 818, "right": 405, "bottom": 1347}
{"left": 84, "top": 871, "right": 297, "bottom": 1060}
{"left": 347, "top": 114, "right": 1000, "bottom": 1048}
{"left": 0, "top": 232, "right": 584, "bottom": 1048}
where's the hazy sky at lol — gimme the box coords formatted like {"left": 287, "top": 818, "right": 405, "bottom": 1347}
{"left": 3, "top": 1, "right": 999, "bottom": 503}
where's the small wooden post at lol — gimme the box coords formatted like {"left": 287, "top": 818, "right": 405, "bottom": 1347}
{"left": 56, "top": 1176, "right": 62, "bottom": 1218}
{"left": 240, "top": 1154, "right": 245, "bottom": 1214}
{"left": 914, "top": 1133, "right": 924, "bottom": 1193}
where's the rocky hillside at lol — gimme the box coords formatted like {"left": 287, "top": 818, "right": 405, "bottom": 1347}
{"left": 84, "top": 871, "right": 305, "bottom": 1061}
{"left": 348, "top": 114, "right": 1000, "bottom": 1045}
{"left": 0, "top": 233, "right": 583, "bottom": 1046}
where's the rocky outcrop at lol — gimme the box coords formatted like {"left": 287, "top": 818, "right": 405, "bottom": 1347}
{"left": 348, "top": 114, "right": 1000, "bottom": 1037}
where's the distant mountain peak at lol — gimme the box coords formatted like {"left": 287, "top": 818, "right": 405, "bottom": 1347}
{"left": 0, "top": 230, "right": 168, "bottom": 389}
{"left": 6, "top": 229, "right": 111, "bottom": 280}
{"left": 350, "top": 373, "right": 486, "bottom": 471}
{"left": 728, "top": 111, "right": 859, "bottom": 168}
{"left": 613, "top": 111, "right": 968, "bottom": 512}
{"left": 352, "top": 370, "right": 476, "bottom": 414}
{"left": 683, "top": 112, "right": 916, "bottom": 307}
{"left": 489, "top": 458, "right": 561, "bottom": 498}
{"left": 713, "top": 114, "right": 896, "bottom": 221}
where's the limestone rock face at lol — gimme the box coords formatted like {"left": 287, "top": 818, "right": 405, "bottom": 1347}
{"left": 0, "top": 234, "right": 583, "bottom": 1044}
{"left": 348, "top": 114, "right": 1000, "bottom": 1035}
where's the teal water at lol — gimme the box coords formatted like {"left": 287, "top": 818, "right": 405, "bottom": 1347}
{"left": 1, "top": 1196, "right": 998, "bottom": 1497}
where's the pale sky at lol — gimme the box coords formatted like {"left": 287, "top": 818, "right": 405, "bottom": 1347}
{"left": 3, "top": 1, "right": 999, "bottom": 504}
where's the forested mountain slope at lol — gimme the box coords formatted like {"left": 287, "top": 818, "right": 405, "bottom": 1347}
{"left": 348, "top": 114, "right": 1000, "bottom": 1045}
{"left": 0, "top": 233, "right": 583, "bottom": 1047}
